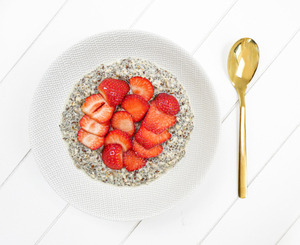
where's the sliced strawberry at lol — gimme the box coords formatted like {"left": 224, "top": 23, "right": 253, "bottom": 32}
{"left": 98, "top": 78, "right": 130, "bottom": 107}
{"left": 132, "top": 139, "right": 163, "bottom": 158}
{"left": 121, "top": 94, "right": 149, "bottom": 122}
{"left": 82, "top": 94, "right": 115, "bottom": 123}
{"left": 102, "top": 144, "right": 123, "bottom": 170}
{"left": 90, "top": 103, "right": 114, "bottom": 123}
{"left": 135, "top": 126, "right": 171, "bottom": 149}
{"left": 123, "top": 150, "right": 147, "bottom": 171}
{"left": 155, "top": 93, "right": 179, "bottom": 115}
{"left": 111, "top": 111, "right": 135, "bottom": 137}
{"left": 82, "top": 94, "right": 105, "bottom": 115}
{"left": 142, "top": 101, "right": 176, "bottom": 134}
{"left": 129, "top": 76, "right": 154, "bottom": 101}
{"left": 80, "top": 115, "right": 110, "bottom": 137}
{"left": 104, "top": 129, "right": 132, "bottom": 152}
{"left": 77, "top": 129, "right": 104, "bottom": 150}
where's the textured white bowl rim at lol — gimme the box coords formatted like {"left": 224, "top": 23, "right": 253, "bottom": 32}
{"left": 29, "top": 29, "right": 221, "bottom": 221}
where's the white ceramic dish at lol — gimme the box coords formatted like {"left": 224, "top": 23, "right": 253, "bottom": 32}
{"left": 29, "top": 30, "right": 220, "bottom": 221}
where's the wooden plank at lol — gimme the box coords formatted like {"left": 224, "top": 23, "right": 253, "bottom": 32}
{"left": 0, "top": 0, "right": 152, "bottom": 185}
{"left": 132, "top": 0, "right": 237, "bottom": 53}
{"left": 194, "top": 0, "right": 300, "bottom": 119}
{"left": 0, "top": 0, "right": 65, "bottom": 82}
{"left": 277, "top": 215, "right": 300, "bottom": 245}
{"left": 38, "top": 206, "right": 137, "bottom": 245}
{"left": 0, "top": 153, "right": 67, "bottom": 245}
{"left": 201, "top": 127, "right": 300, "bottom": 245}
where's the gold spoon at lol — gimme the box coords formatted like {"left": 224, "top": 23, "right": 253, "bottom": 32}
{"left": 227, "top": 38, "right": 259, "bottom": 198}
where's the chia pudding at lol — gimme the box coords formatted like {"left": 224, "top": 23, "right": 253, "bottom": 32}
{"left": 59, "top": 58, "right": 194, "bottom": 186}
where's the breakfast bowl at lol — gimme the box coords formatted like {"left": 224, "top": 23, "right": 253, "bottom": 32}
{"left": 29, "top": 30, "right": 220, "bottom": 221}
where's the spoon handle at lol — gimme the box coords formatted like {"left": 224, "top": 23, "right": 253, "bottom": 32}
{"left": 238, "top": 92, "right": 247, "bottom": 198}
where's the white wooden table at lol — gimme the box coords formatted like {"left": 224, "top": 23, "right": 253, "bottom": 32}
{"left": 1, "top": 0, "right": 300, "bottom": 244}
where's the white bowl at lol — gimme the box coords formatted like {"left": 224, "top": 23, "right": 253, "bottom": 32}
{"left": 29, "top": 30, "right": 220, "bottom": 221}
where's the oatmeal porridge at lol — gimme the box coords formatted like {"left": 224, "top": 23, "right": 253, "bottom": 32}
{"left": 59, "top": 58, "right": 194, "bottom": 186}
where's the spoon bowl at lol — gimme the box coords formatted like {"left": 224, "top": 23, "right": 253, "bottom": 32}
{"left": 227, "top": 38, "right": 259, "bottom": 198}
{"left": 228, "top": 38, "right": 259, "bottom": 91}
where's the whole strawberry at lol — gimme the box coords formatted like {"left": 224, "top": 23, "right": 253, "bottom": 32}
{"left": 102, "top": 144, "right": 123, "bottom": 170}
{"left": 98, "top": 78, "right": 130, "bottom": 107}
{"left": 155, "top": 93, "right": 179, "bottom": 115}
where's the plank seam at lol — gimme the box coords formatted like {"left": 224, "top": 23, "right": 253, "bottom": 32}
{"left": 119, "top": 220, "right": 142, "bottom": 245}
{"left": 0, "top": 149, "right": 31, "bottom": 191}
{"left": 249, "top": 122, "right": 300, "bottom": 186}
{"left": 129, "top": 0, "right": 155, "bottom": 29}
{"left": 0, "top": 0, "right": 69, "bottom": 85}
{"left": 197, "top": 197, "right": 239, "bottom": 245}
{"left": 276, "top": 212, "right": 300, "bottom": 245}
{"left": 34, "top": 203, "right": 70, "bottom": 245}
{"left": 191, "top": 0, "right": 239, "bottom": 55}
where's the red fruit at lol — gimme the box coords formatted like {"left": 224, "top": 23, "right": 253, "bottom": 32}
{"left": 121, "top": 94, "right": 149, "bottom": 122}
{"left": 98, "top": 78, "right": 130, "bottom": 107}
{"left": 82, "top": 94, "right": 105, "bottom": 115}
{"left": 82, "top": 94, "right": 115, "bottom": 123}
{"left": 102, "top": 144, "right": 123, "bottom": 170}
{"left": 80, "top": 115, "right": 110, "bottom": 137}
{"left": 129, "top": 77, "right": 154, "bottom": 101}
{"left": 104, "top": 129, "right": 132, "bottom": 152}
{"left": 155, "top": 93, "right": 180, "bottom": 115}
{"left": 77, "top": 129, "right": 104, "bottom": 150}
{"left": 142, "top": 101, "right": 176, "bottom": 134}
{"left": 135, "top": 126, "right": 171, "bottom": 149}
{"left": 90, "top": 103, "right": 115, "bottom": 123}
{"left": 123, "top": 150, "right": 147, "bottom": 171}
{"left": 132, "top": 139, "right": 163, "bottom": 158}
{"left": 111, "top": 111, "right": 135, "bottom": 137}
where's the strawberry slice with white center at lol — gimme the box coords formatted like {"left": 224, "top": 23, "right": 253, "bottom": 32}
{"left": 82, "top": 94, "right": 105, "bottom": 115}
{"left": 123, "top": 150, "right": 147, "bottom": 171}
{"left": 90, "top": 103, "right": 114, "bottom": 123}
{"left": 82, "top": 94, "right": 115, "bottom": 123}
{"left": 142, "top": 101, "right": 176, "bottom": 134}
{"left": 111, "top": 111, "right": 135, "bottom": 137}
{"left": 102, "top": 144, "right": 123, "bottom": 170}
{"left": 121, "top": 94, "right": 149, "bottom": 122}
{"left": 135, "top": 126, "right": 171, "bottom": 149}
{"left": 132, "top": 139, "right": 163, "bottom": 158}
{"left": 104, "top": 129, "right": 132, "bottom": 152}
{"left": 98, "top": 78, "right": 130, "bottom": 107}
{"left": 80, "top": 115, "right": 110, "bottom": 137}
{"left": 129, "top": 76, "right": 154, "bottom": 101}
{"left": 77, "top": 129, "right": 104, "bottom": 150}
